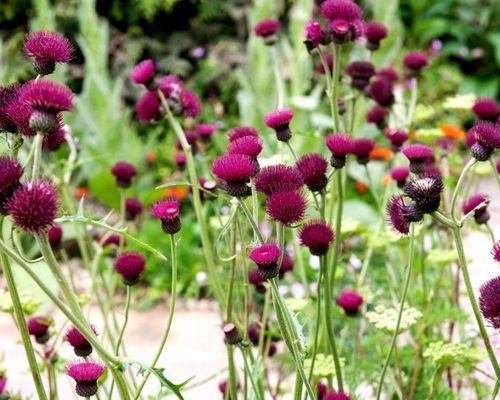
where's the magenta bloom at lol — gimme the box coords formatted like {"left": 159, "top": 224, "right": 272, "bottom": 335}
{"left": 296, "top": 153, "right": 328, "bottom": 192}
{"left": 364, "top": 21, "right": 387, "bottom": 50}
{"left": 0, "top": 376, "right": 5, "bottom": 394}
{"left": 390, "top": 166, "right": 410, "bottom": 188}
{"left": 249, "top": 244, "right": 281, "bottom": 279}
{"left": 129, "top": 59, "right": 155, "bottom": 86}
{"left": 377, "top": 67, "right": 399, "bottom": 83}
{"left": 228, "top": 126, "right": 260, "bottom": 142}
{"left": 491, "top": 241, "right": 500, "bottom": 262}
{"left": 266, "top": 190, "right": 306, "bottom": 226}
{"left": 24, "top": 31, "right": 73, "bottom": 75}
{"left": 304, "top": 20, "right": 324, "bottom": 50}
{"left": 223, "top": 323, "right": 242, "bottom": 345}
{"left": 386, "top": 196, "right": 420, "bottom": 235}
{"left": 20, "top": 79, "right": 73, "bottom": 113}
{"left": 420, "top": 165, "right": 442, "bottom": 179}
{"left": 368, "top": 78, "right": 394, "bottom": 108}
{"left": 0, "top": 157, "right": 23, "bottom": 213}
{"left": 66, "top": 325, "right": 98, "bottom": 357}
{"left": 321, "top": 0, "right": 363, "bottom": 43}
{"left": 264, "top": 108, "right": 294, "bottom": 142}
{"left": 479, "top": 276, "right": 500, "bottom": 330}
{"left": 5, "top": 94, "right": 36, "bottom": 136}
{"left": 254, "top": 164, "right": 303, "bottom": 195}
{"left": 102, "top": 233, "right": 125, "bottom": 248}
{"left": 317, "top": 53, "right": 334, "bottom": 75}
{"left": 0, "top": 84, "right": 21, "bottom": 133}
{"left": 468, "top": 121, "right": 500, "bottom": 161}
{"left": 352, "top": 138, "right": 375, "bottom": 164}
{"left": 151, "top": 199, "right": 181, "bottom": 234}
{"left": 462, "top": 194, "right": 490, "bottom": 224}
{"left": 48, "top": 224, "right": 63, "bottom": 248}
{"left": 336, "top": 289, "right": 363, "bottom": 316}
{"left": 385, "top": 128, "right": 409, "bottom": 151}
{"left": 115, "top": 251, "right": 146, "bottom": 285}
{"left": 346, "top": 61, "right": 376, "bottom": 90}
{"left": 403, "top": 51, "right": 428, "bottom": 75}
{"left": 159, "top": 75, "right": 184, "bottom": 99}
{"left": 66, "top": 360, "right": 105, "bottom": 397}
{"left": 325, "top": 391, "right": 352, "bottom": 400}
{"left": 135, "top": 91, "right": 160, "bottom": 122}
{"left": 196, "top": 123, "right": 216, "bottom": 142}
{"left": 227, "top": 135, "right": 263, "bottom": 159}
{"left": 366, "top": 105, "right": 388, "bottom": 129}
{"left": 254, "top": 19, "right": 281, "bottom": 45}
{"left": 175, "top": 130, "right": 197, "bottom": 152}
{"left": 28, "top": 316, "right": 51, "bottom": 343}
{"left": 125, "top": 198, "right": 143, "bottom": 221}
{"left": 8, "top": 180, "right": 58, "bottom": 234}
{"left": 325, "top": 133, "right": 354, "bottom": 168}
{"left": 298, "top": 220, "right": 334, "bottom": 256}
{"left": 472, "top": 98, "right": 499, "bottom": 122}
{"left": 248, "top": 268, "right": 266, "bottom": 293}
{"left": 174, "top": 153, "right": 186, "bottom": 170}
{"left": 401, "top": 144, "right": 433, "bottom": 174}
{"left": 212, "top": 154, "right": 256, "bottom": 197}
{"left": 403, "top": 176, "right": 443, "bottom": 214}
{"left": 279, "top": 253, "right": 294, "bottom": 278}
{"left": 43, "top": 123, "right": 66, "bottom": 150}
{"left": 180, "top": 90, "right": 201, "bottom": 118}
{"left": 111, "top": 161, "right": 137, "bottom": 188}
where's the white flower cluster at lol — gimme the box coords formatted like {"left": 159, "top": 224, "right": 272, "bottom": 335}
{"left": 367, "top": 304, "right": 422, "bottom": 333}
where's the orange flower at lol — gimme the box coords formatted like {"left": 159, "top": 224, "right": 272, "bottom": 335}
{"left": 355, "top": 180, "right": 367, "bottom": 194}
{"left": 381, "top": 175, "right": 391, "bottom": 186}
{"left": 146, "top": 150, "right": 157, "bottom": 162}
{"left": 369, "top": 147, "right": 393, "bottom": 161}
{"left": 74, "top": 187, "right": 88, "bottom": 198}
{"left": 163, "top": 186, "right": 188, "bottom": 201}
{"left": 441, "top": 124, "right": 465, "bottom": 140}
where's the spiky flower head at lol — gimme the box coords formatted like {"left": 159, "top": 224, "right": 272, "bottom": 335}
{"left": 174, "top": 153, "right": 186, "bottom": 170}
{"left": 296, "top": 153, "right": 328, "bottom": 192}
{"left": 5, "top": 94, "right": 36, "bottom": 136}
{"left": 0, "top": 157, "right": 23, "bottom": 213}
{"left": 479, "top": 277, "right": 500, "bottom": 330}
{"left": 472, "top": 98, "right": 499, "bottom": 122}
{"left": 377, "top": 67, "right": 399, "bottom": 83}
{"left": 325, "top": 133, "right": 354, "bottom": 168}
{"left": 264, "top": 108, "right": 294, "bottom": 142}
{"left": 43, "top": 122, "right": 66, "bottom": 150}
{"left": 151, "top": 199, "right": 181, "bottom": 234}
{"left": 227, "top": 135, "right": 263, "bottom": 159}
{"left": 180, "top": 90, "right": 201, "bottom": 118}
{"left": 248, "top": 268, "right": 266, "bottom": 293}
{"left": 403, "top": 176, "right": 443, "bottom": 214}
{"left": 325, "top": 391, "right": 352, "bottom": 400}
{"left": 364, "top": 21, "right": 387, "bottom": 50}
{"left": 249, "top": 244, "right": 281, "bottom": 280}
{"left": 298, "top": 220, "right": 334, "bottom": 256}
{"left": 352, "top": 138, "right": 375, "bottom": 165}
{"left": 8, "top": 180, "right": 58, "bottom": 234}
{"left": 368, "top": 78, "right": 394, "bottom": 108}
{"left": 195, "top": 123, "right": 216, "bottom": 142}
{"left": 0, "top": 84, "right": 20, "bottom": 133}
{"left": 304, "top": 20, "right": 324, "bottom": 51}
{"left": 279, "top": 253, "right": 294, "bottom": 278}
{"left": 111, "top": 161, "right": 137, "bottom": 188}
{"left": 228, "top": 126, "right": 260, "bottom": 142}
{"left": 66, "top": 360, "right": 105, "bottom": 397}
{"left": 48, "top": 224, "right": 63, "bottom": 248}
{"left": 390, "top": 166, "right": 410, "bottom": 188}
{"left": 321, "top": 0, "right": 363, "bottom": 43}
{"left": 135, "top": 91, "right": 160, "bottom": 122}
{"left": 254, "top": 19, "right": 281, "bottom": 45}
{"left": 385, "top": 129, "right": 409, "bottom": 152}
{"left": 468, "top": 121, "right": 500, "bottom": 161}
{"left": 212, "top": 154, "right": 256, "bottom": 197}
{"left": 336, "top": 289, "right": 363, "bottom": 316}
{"left": 254, "top": 164, "right": 303, "bottom": 195}
{"left": 386, "top": 195, "right": 422, "bottom": 235}
{"left": 223, "top": 323, "right": 242, "bottom": 345}
{"left": 462, "top": 194, "right": 490, "bottom": 224}
{"left": 491, "top": 241, "right": 500, "bottom": 262}
{"left": 125, "top": 198, "right": 143, "bottom": 221}
{"left": 366, "top": 105, "right": 388, "bottom": 129}
{"left": 24, "top": 31, "right": 73, "bottom": 75}
{"left": 401, "top": 144, "right": 433, "bottom": 174}
{"left": 28, "top": 316, "right": 51, "bottom": 344}
{"left": 101, "top": 233, "right": 125, "bottom": 248}
{"left": 403, "top": 51, "right": 428, "bottom": 75}
{"left": 66, "top": 325, "right": 98, "bottom": 357}
{"left": 345, "top": 61, "right": 376, "bottom": 89}
{"left": 115, "top": 251, "right": 146, "bottom": 285}
{"left": 129, "top": 59, "right": 156, "bottom": 87}
{"left": 317, "top": 53, "right": 334, "bottom": 75}
{"left": 266, "top": 190, "right": 307, "bottom": 226}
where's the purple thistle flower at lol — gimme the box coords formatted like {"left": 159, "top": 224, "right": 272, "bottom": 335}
{"left": 403, "top": 176, "right": 443, "bottom": 214}
{"left": 28, "top": 316, "right": 51, "bottom": 344}
{"left": 175, "top": 130, "right": 198, "bottom": 152}
{"left": 491, "top": 241, "right": 500, "bottom": 262}
{"left": 0, "top": 84, "right": 21, "bottom": 133}
{"left": 317, "top": 382, "right": 328, "bottom": 400}
{"left": 159, "top": 75, "right": 184, "bottom": 100}
{"left": 129, "top": 59, "right": 155, "bottom": 87}
{"left": 254, "top": 19, "right": 281, "bottom": 45}
{"left": 385, "top": 128, "right": 409, "bottom": 152}
{"left": 366, "top": 105, "right": 388, "bottom": 129}
{"left": 0, "top": 376, "right": 5, "bottom": 394}
{"left": 390, "top": 166, "right": 410, "bottom": 188}
{"left": 66, "top": 360, "right": 105, "bottom": 397}
{"left": 174, "top": 153, "right": 186, "bottom": 170}
{"left": 125, "top": 198, "right": 143, "bottom": 221}
{"left": 249, "top": 244, "right": 281, "bottom": 280}
{"left": 401, "top": 144, "right": 433, "bottom": 174}
{"left": 66, "top": 325, "right": 98, "bottom": 357}
{"left": 5, "top": 94, "right": 36, "bottom": 136}
{"left": 20, "top": 79, "right": 73, "bottom": 113}
{"left": 115, "top": 251, "right": 146, "bottom": 285}
{"left": 195, "top": 123, "right": 216, "bottom": 142}
{"left": 368, "top": 78, "right": 394, "bottom": 108}
{"left": 468, "top": 121, "right": 500, "bottom": 161}
{"left": 212, "top": 154, "right": 256, "bottom": 197}
{"left": 352, "top": 138, "right": 375, "bottom": 165}
{"left": 151, "top": 199, "right": 181, "bottom": 234}
{"left": 472, "top": 98, "right": 499, "bottom": 122}
{"left": 325, "top": 133, "right": 354, "bottom": 168}
{"left": 321, "top": 0, "right": 363, "bottom": 43}
{"left": 304, "top": 20, "right": 324, "bottom": 51}
{"left": 48, "top": 224, "right": 63, "bottom": 248}
{"left": 386, "top": 196, "right": 420, "bottom": 235}
{"left": 345, "top": 61, "right": 376, "bottom": 90}
{"left": 266, "top": 190, "right": 307, "bottom": 226}
{"left": 218, "top": 379, "right": 241, "bottom": 398}
{"left": 420, "top": 165, "right": 442, "bottom": 179}
{"left": 0, "top": 157, "right": 23, "bottom": 214}
{"left": 254, "top": 164, "right": 304, "bottom": 195}
{"left": 101, "top": 233, "right": 125, "bottom": 248}
{"left": 24, "top": 31, "right": 74, "bottom": 75}
{"left": 377, "top": 67, "right": 399, "bottom": 83}
{"left": 180, "top": 90, "right": 201, "bottom": 118}
{"left": 227, "top": 135, "right": 263, "bottom": 159}
{"left": 135, "top": 91, "right": 160, "bottom": 122}
{"left": 264, "top": 108, "right": 294, "bottom": 142}
{"left": 364, "top": 21, "right": 387, "bottom": 51}
{"left": 247, "top": 323, "right": 261, "bottom": 345}
{"left": 43, "top": 122, "right": 66, "bottom": 150}
{"left": 223, "top": 323, "right": 242, "bottom": 345}
{"left": 325, "top": 391, "right": 352, "bottom": 400}
{"left": 296, "top": 153, "right": 328, "bottom": 192}
{"left": 336, "top": 289, "right": 363, "bottom": 316}
{"left": 479, "top": 276, "right": 500, "bottom": 330}
{"left": 403, "top": 51, "right": 428, "bottom": 75}
{"left": 228, "top": 126, "right": 260, "bottom": 142}
{"left": 8, "top": 180, "right": 58, "bottom": 234}
{"left": 317, "top": 53, "right": 334, "bottom": 75}
{"left": 248, "top": 268, "right": 266, "bottom": 293}
{"left": 462, "top": 194, "right": 490, "bottom": 224}
{"left": 279, "top": 253, "right": 294, "bottom": 278}
{"left": 111, "top": 161, "right": 137, "bottom": 188}
{"left": 298, "top": 220, "right": 334, "bottom": 256}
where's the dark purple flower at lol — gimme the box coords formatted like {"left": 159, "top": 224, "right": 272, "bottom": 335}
{"left": 403, "top": 51, "right": 428, "bottom": 75}
{"left": 129, "top": 59, "right": 155, "bottom": 87}
{"left": 180, "top": 90, "right": 201, "bottom": 118}
{"left": 0, "top": 376, "right": 5, "bottom": 394}
{"left": 325, "top": 391, "right": 352, "bottom": 400}
{"left": 366, "top": 105, "right": 388, "bottom": 129}
{"left": 248, "top": 268, "right": 266, "bottom": 293}
{"left": 66, "top": 325, "right": 98, "bottom": 357}
{"left": 401, "top": 144, "right": 433, "bottom": 174}
{"left": 321, "top": 0, "right": 363, "bottom": 43}
{"left": 28, "top": 316, "right": 51, "bottom": 344}
{"left": 48, "top": 224, "right": 63, "bottom": 248}
{"left": 468, "top": 121, "right": 500, "bottom": 161}
{"left": 296, "top": 153, "right": 328, "bottom": 192}
{"left": 352, "top": 138, "right": 375, "bottom": 164}
{"left": 218, "top": 379, "right": 241, "bottom": 399}
{"left": 228, "top": 126, "right": 260, "bottom": 142}
{"left": 125, "top": 198, "right": 143, "bottom": 221}
{"left": 264, "top": 108, "right": 294, "bottom": 142}
{"left": 346, "top": 61, "right": 376, "bottom": 90}
{"left": 317, "top": 53, "right": 334, "bottom": 75}
{"left": 212, "top": 154, "right": 256, "bottom": 197}
{"left": 223, "top": 323, "right": 242, "bottom": 345}
{"left": 0, "top": 157, "right": 23, "bottom": 214}
{"left": 20, "top": 79, "right": 73, "bottom": 113}
{"left": 254, "top": 164, "right": 303, "bottom": 195}
{"left": 368, "top": 78, "right": 394, "bottom": 108}
{"left": 66, "top": 360, "right": 105, "bottom": 397}
{"left": 5, "top": 94, "right": 36, "bottom": 136}
{"left": 325, "top": 133, "right": 354, "bottom": 168}
{"left": 390, "top": 166, "right": 409, "bottom": 188}
{"left": 174, "top": 153, "right": 186, "bottom": 170}
{"left": 151, "top": 199, "right": 181, "bottom": 234}
{"left": 304, "top": 20, "right": 324, "bottom": 50}
{"left": 279, "top": 253, "right": 294, "bottom": 278}
{"left": 0, "top": 84, "right": 21, "bottom": 133}
{"left": 386, "top": 195, "right": 421, "bottom": 235}
{"left": 336, "top": 289, "right": 363, "bottom": 316}
{"left": 317, "top": 382, "right": 328, "bottom": 400}
{"left": 247, "top": 323, "right": 261, "bottom": 345}
{"left": 298, "top": 220, "right": 334, "bottom": 256}
{"left": 135, "top": 91, "right": 160, "bottom": 122}
{"left": 115, "top": 251, "right": 146, "bottom": 285}
{"left": 491, "top": 241, "right": 500, "bottom": 262}
{"left": 266, "top": 190, "right": 307, "bottom": 226}
{"left": 385, "top": 129, "right": 408, "bottom": 152}
{"left": 195, "top": 123, "right": 216, "bottom": 142}
{"left": 8, "top": 180, "right": 58, "bottom": 234}
{"left": 403, "top": 176, "right": 443, "bottom": 214}
{"left": 111, "top": 161, "right": 137, "bottom": 188}
{"left": 227, "top": 135, "right": 263, "bottom": 159}
{"left": 479, "top": 276, "right": 500, "bottom": 330}
{"left": 158, "top": 75, "right": 184, "bottom": 100}
{"left": 472, "top": 98, "right": 499, "bottom": 122}
{"left": 43, "top": 122, "right": 66, "bottom": 150}
{"left": 462, "top": 194, "right": 490, "bottom": 224}
{"left": 101, "top": 233, "right": 125, "bottom": 248}
{"left": 249, "top": 244, "right": 281, "bottom": 280}
{"left": 24, "top": 31, "right": 74, "bottom": 75}
{"left": 377, "top": 67, "right": 399, "bottom": 83}
{"left": 254, "top": 19, "right": 281, "bottom": 45}
{"left": 420, "top": 165, "right": 442, "bottom": 179}
{"left": 175, "top": 130, "right": 198, "bottom": 152}
{"left": 364, "top": 21, "right": 387, "bottom": 50}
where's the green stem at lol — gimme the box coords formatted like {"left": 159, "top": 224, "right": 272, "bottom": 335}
{"left": 239, "top": 347, "right": 264, "bottom": 400}
{"left": 406, "top": 79, "right": 418, "bottom": 129}
{"left": 250, "top": 178, "right": 259, "bottom": 243}
{"left": 329, "top": 169, "right": 344, "bottom": 288}
{"left": 271, "top": 46, "right": 285, "bottom": 109}
{"left": 450, "top": 159, "right": 477, "bottom": 223}
{"left": 492, "top": 380, "right": 499, "bottom": 399}
{"left": 31, "top": 133, "right": 43, "bottom": 182}
{"left": 485, "top": 224, "right": 496, "bottom": 244}
{"left": 331, "top": 45, "right": 342, "bottom": 132}
{"left": 293, "top": 373, "right": 303, "bottom": 400}
{"left": 489, "top": 159, "right": 500, "bottom": 188}
{"left": 226, "top": 224, "right": 238, "bottom": 400}
{"left": 307, "top": 263, "right": 323, "bottom": 382}
{"left": 239, "top": 198, "right": 264, "bottom": 244}
{"left": 115, "top": 287, "right": 131, "bottom": 356}
{"left": 376, "top": 224, "right": 416, "bottom": 400}
{"left": 286, "top": 142, "right": 299, "bottom": 162}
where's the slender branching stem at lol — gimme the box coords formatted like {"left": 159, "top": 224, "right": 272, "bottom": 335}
{"left": 450, "top": 159, "right": 477, "bottom": 223}
{"left": 31, "top": 133, "right": 43, "bottom": 182}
